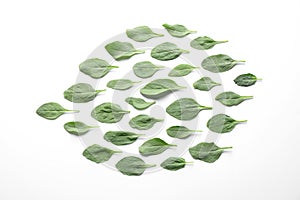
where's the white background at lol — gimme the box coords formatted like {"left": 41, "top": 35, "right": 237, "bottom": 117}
{"left": 0, "top": 0, "right": 300, "bottom": 199}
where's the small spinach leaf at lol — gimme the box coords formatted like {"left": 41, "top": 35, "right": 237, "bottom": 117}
{"left": 105, "top": 41, "right": 144, "bottom": 61}
{"left": 151, "top": 42, "right": 189, "bottom": 61}
{"left": 79, "top": 58, "right": 118, "bottom": 79}
{"left": 116, "top": 156, "right": 155, "bottom": 176}
{"left": 234, "top": 73, "right": 261, "bottom": 87}
{"left": 107, "top": 79, "right": 140, "bottom": 90}
{"left": 64, "top": 83, "right": 105, "bottom": 103}
{"left": 82, "top": 144, "right": 121, "bottom": 164}
{"left": 126, "top": 26, "right": 163, "bottom": 42}
{"left": 139, "top": 138, "right": 176, "bottom": 156}
{"left": 161, "top": 157, "right": 192, "bottom": 171}
{"left": 91, "top": 103, "right": 130, "bottom": 123}
{"left": 36, "top": 102, "right": 79, "bottom": 120}
{"left": 129, "top": 114, "right": 163, "bottom": 130}
{"left": 190, "top": 36, "right": 228, "bottom": 50}
{"left": 215, "top": 91, "right": 253, "bottom": 106}
{"left": 163, "top": 23, "right": 196, "bottom": 37}
{"left": 64, "top": 121, "right": 98, "bottom": 136}
{"left": 168, "top": 64, "right": 197, "bottom": 77}
{"left": 133, "top": 61, "right": 164, "bottom": 78}
{"left": 166, "top": 126, "right": 202, "bottom": 139}
{"left": 207, "top": 114, "right": 247, "bottom": 133}
{"left": 125, "top": 97, "right": 156, "bottom": 110}
{"left": 104, "top": 131, "right": 144, "bottom": 146}
{"left": 193, "top": 77, "right": 221, "bottom": 91}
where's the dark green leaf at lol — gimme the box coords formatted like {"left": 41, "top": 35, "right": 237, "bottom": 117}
{"left": 133, "top": 61, "right": 164, "bottom": 78}
{"left": 234, "top": 73, "right": 261, "bottom": 87}
{"left": 161, "top": 157, "right": 192, "bottom": 171}
{"left": 201, "top": 54, "right": 245, "bottom": 73}
{"left": 105, "top": 41, "right": 145, "bottom": 61}
{"left": 91, "top": 102, "right": 130, "bottom": 123}
{"left": 36, "top": 102, "right": 79, "bottom": 120}
{"left": 79, "top": 58, "right": 118, "bottom": 79}
{"left": 126, "top": 26, "right": 163, "bottom": 42}
{"left": 129, "top": 114, "right": 163, "bottom": 130}
{"left": 151, "top": 42, "right": 189, "bottom": 61}
{"left": 64, "top": 83, "right": 105, "bottom": 103}
{"left": 166, "top": 98, "right": 212, "bottom": 120}
{"left": 168, "top": 64, "right": 197, "bottom": 77}
{"left": 107, "top": 79, "right": 140, "bottom": 90}
{"left": 207, "top": 114, "right": 247, "bottom": 133}
{"left": 189, "top": 142, "right": 232, "bottom": 163}
{"left": 215, "top": 91, "right": 253, "bottom": 106}
{"left": 82, "top": 144, "right": 121, "bottom": 164}
{"left": 116, "top": 156, "right": 155, "bottom": 176}
{"left": 193, "top": 77, "right": 221, "bottom": 91}
{"left": 104, "top": 131, "right": 143, "bottom": 146}
{"left": 190, "top": 36, "right": 228, "bottom": 50}
{"left": 166, "top": 126, "right": 202, "bottom": 139}
{"left": 139, "top": 138, "right": 176, "bottom": 156}
{"left": 64, "top": 121, "right": 98, "bottom": 136}
{"left": 163, "top": 23, "right": 196, "bottom": 37}
{"left": 125, "top": 97, "right": 156, "bottom": 110}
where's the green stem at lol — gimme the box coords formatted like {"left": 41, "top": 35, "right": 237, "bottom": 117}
{"left": 236, "top": 120, "right": 247, "bottom": 123}
{"left": 256, "top": 78, "right": 263, "bottom": 81}
{"left": 155, "top": 33, "right": 164, "bottom": 37}
{"left": 144, "top": 164, "right": 156, "bottom": 168}
{"left": 220, "top": 146, "right": 233, "bottom": 150}
{"left": 180, "top": 49, "right": 190, "bottom": 53}
{"left": 200, "top": 106, "right": 212, "bottom": 110}
{"left": 132, "top": 81, "right": 142, "bottom": 84}
{"left": 242, "top": 96, "right": 253, "bottom": 99}
{"left": 65, "top": 110, "right": 80, "bottom": 113}
{"left": 185, "top": 161, "right": 194, "bottom": 164}
{"left": 189, "top": 30, "right": 197, "bottom": 34}
{"left": 120, "top": 110, "right": 130, "bottom": 114}
{"left": 168, "top": 144, "right": 177, "bottom": 147}
{"left": 136, "top": 50, "right": 145, "bottom": 54}
{"left": 113, "top": 151, "right": 122, "bottom": 154}
{"left": 155, "top": 65, "right": 165, "bottom": 69}
{"left": 108, "top": 66, "right": 119, "bottom": 69}
{"left": 96, "top": 89, "right": 106, "bottom": 94}
{"left": 156, "top": 118, "right": 164, "bottom": 122}
{"left": 235, "top": 60, "right": 246, "bottom": 63}
{"left": 88, "top": 126, "right": 99, "bottom": 129}
{"left": 191, "top": 130, "right": 203, "bottom": 132}
{"left": 178, "top": 86, "right": 187, "bottom": 89}
{"left": 216, "top": 40, "right": 228, "bottom": 44}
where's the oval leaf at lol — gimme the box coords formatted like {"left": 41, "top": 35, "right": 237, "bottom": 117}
{"left": 104, "top": 131, "right": 143, "bottom": 146}
{"left": 125, "top": 97, "right": 156, "bottom": 110}
{"left": 168, "top": 64, "right": 197, "bottom": 77}
{"left": 107, "top": 79, "right": 140, "bottom": 90}
{"left": 215, "top": 91, "right": 253, "bottom": 106}
{"left": 82, "top": 144, "right": 121, "bottom": 164}
{"left": 166, "top": 126, "right": 202, "bottom": 139}
{"left": 64, "top": 83, "right": 105, "bottom": 103}
{"left": 161, "top": 157, "right": 191, "bottom": 171}
{"left": 64, "top": 121, "right": 98, "bottom": 136}
{"left": 139, "top": 138, "right": 176, "bottom": 156}
{"left": 190, "top": 36, "right": 228, "bottom": 50}
{"left": 91, "top": 102, "right": 130, "bottom": 123}
{"left": 129, "top": 114, "right": 163, "bottom": 130}
{"left": 116, "top": 156, "right": 155, "bottom": 176}
{"left": 163, "top": 23, "right": 196, "bottom": 37}
{"left": 133, "top": 61, "right": 164, "bottom": 78}
{"left": 79, "top": 58, "right": 118, "bottom": 79}
{"left": 207, "top": 114, "right": 247, "bottom": 133}
{"left": 193, "top": 77, "right": 221, "bottom": 91}
{"left": 126, "top": 26, "right": 163, "bottom": 42}
{"left": 36, "top": 102, "right": 78, "bottom": 120}
{"left": 234, "top": 73, "right": 261, "bottom": 87}
{"left": 151, "top": 42, "right": 189, "bottom": 61}
{"left": 105, "top": 41, "right": 145, "bottom": 61}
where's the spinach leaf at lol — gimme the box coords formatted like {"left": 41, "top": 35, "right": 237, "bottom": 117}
{"left": 151, "top": 42, "right": 189, "bottom": 61}
{"left": 139, "top": 138, "right": 176, "bottom": 156}
{"left": 36, "top": 102, "right": 79, "bottom": 120}
{"left": 82, "top": 144, "right": 121, "bottom": 164}
{"left": 189, "top": 142, "right": 232, "bottom": 163}
{"left": 91, "top": 102, "right": 130, "bottom": 123}
{"left": 79, "top": 58, "right": 118, "bottom": 79}
{"left": 107, "top": 79, "right": 140, "bottom": 90}
{"left": 129, "top": 114, "right": 163, "bottom": 130}
{"left": 166, "top": 126, "right": 202, "bottom": 139}
{"left": 161, "top": 157, "right": 192, "bottom": 171}
{"left": 193, "top": 77, "right": 221, "bottom": 91}
{"left": 64, "top": 121, "right": 98, "bottom": 136}
{"left": 105, "top": 41, "right": 145, "bottom": 61}
{"left": 125, "top": 97, "right": 156, "bottom": 110}
{"left": 140, "top": 79, "right": 186, "bottom": 99}
{"left": 190, "top": 36, "right": 228, "bottom": 50}
{"left": 116, "top": 156, "right": 156, "bottom": 176}
{"left": 162, "top": 23, "right": 196, "bottom": 37}
{"left": 168, "top": 64, "right": 197, "bottom": 77}
{"left": 126, "top": 26, "right": 163, "bottom": 42}
{"left": 64, "top": 83, "right": 105, "bottom": 103}
{"left": 133, "top": 61, "right": 164, "bottom": 78}
{"left": 166, "top": 98, "right": 212, "bottom": 120}
{"left": 201, "top": 54, "right": 245, "bottom": 73}
{"left": 215, "top": 91, "right": 253, "bottom": 106}
{"left": 207, "top": 114, "right": 247, "bottom": 133}
{"left": 234, "top": 73, "right": 261, "bottom": 87}
{"left": 104, "top": 131, "right": 144, "bottom": 146}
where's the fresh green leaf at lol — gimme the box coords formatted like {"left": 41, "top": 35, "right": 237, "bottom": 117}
{"left": 140, "top": 79, "right": 186, "bottom": 99}
{"left": 207, "top": 114, "right": 247, "bottom": 133}
{"left": 215, "top": 91, "right": 253, "bottom": 106}
{"left": 161, "top": 157, "right": 192, "bottom": 171}
{"left": 126, "top": 26, "right": 163, "bottom": 42}
{"left": 104, "top": 131, "right": 143, "bottom": 146}
{"left": 201, "top": 54, "right": 245, "bottom": 73}
{"left": 190, "top": 36, "right": 228, "bottom": 50}
{"left": 151, "top": 42, "right": 189, "bottom": 61}
{"left": 163, "top": 23, "right": 196, "bottom": 37}
{"left": 91, "top": 102, "right": 130, "bottom": 123}
{"left": 82, "top": 144, "right": 121, "bottom": 164}
{"left": 166, "top": 98, "right": 212, "bottom": 120}
{"left": 79, "top": 58, "right": 118, "bottom": 79}
{"left": 105, "top": 41, "right": 145, "bottom": 61}
{"left": 168, "top": 64, "right": 197, "bottom": 77}
{"left": 139, "top": 138, "right": 176, "bottom": 156}
{"left": 234, "top": 73, "right": 261, "bottom": 87}
{"left": 133, "top": 61, "right": 164, "bottom": 78}
{"left": 193, "top": 77, "right": 221, "bottom": 91}
{"left": 64, "top": 83, "right": 105, "bottom": 103}
{"left": 116, "top": 156, "right": 155, "bottom": 176}
{"left": 166, "top": 126, "right": 202, "bottom": 139}
{"left": 125, "top": 97, "right": 156, "bottom": 110}
{"left": 129, "top": 114, "right": 163, "bottom": 130}
{"left": 64, "top": 121, "right": 98, "bottom": 136}
{"left": 107, "top": 79, "right": 140, "bottom": 90}
{"left": 36, "top": 102, "right": 79, "bottom": 120}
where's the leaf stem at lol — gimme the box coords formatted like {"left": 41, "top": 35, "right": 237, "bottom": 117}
{"left": 180, "top": 49, "right": 190, "bottom": 53}
{"left": 200, "top": 106, "right": 212, "bottom": 110}
{"left": 236, "top": 120, "right": 247, "bottom": 123}
{"left": 132, "top": 81, "right": 142, "bottom": 84}
{"left": 120, "top": 110, "right": 130, "bottom": 114}
{"left": 192, "top": 130, "right": 203, "bottom": 132}
{"left": 242, "top": 96, "right": 254, "bottom": 99}
{"left": 88, "top": 126, "right": 100, "bottom": 128}
{"left": 156, "top": 33, "right": 164, "bottom": 37}
{"left": 235, "top": 60, "right": 246, "bottom": 63}
{"left": 113, "top": 150, "right": 122, "bottom": 154}
{"left": 216, "top": 40, "right": 229, "bottom": 44}
{"left": 168, "top": 144, "right": 177, "bottom": 147}
{"left": 256, "top": 78, "right": 263, "bottom": 81}
{"left": 220, "top": 146, "right": 233, "bottom": 150}
{"left": 144, "top": 164, "right": 156, "bottom": 168}
{"left": 108, "top": 66, "right": 119, "bottom": 69}
{"left": 189, "top": 30, "right": 197, "bottom": 34}
{"left": 96, "top": 89, "right": 106, "bottom": 94}
{"left": 65, "top": 110, "right": 80, "bottom": 113}
{"left": 156, "top": 118, "right": 164, "bottom": 122}
{"left": 136, "top": 50, "right": 145, "bottom": 54}
{"left": 185, "top": 161, "right": 194, "bottom": 164}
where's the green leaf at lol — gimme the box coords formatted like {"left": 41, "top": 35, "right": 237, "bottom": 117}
{"left": 104, "top": 131, "right": 143, "bottom": 146}
{"left": 139, "top": 138, "right": 176, "bottom": 156}
{"left": 36, "top": 102, "right": 79, "bottom": 120}
{"left": 140, "top": 79, "right": 186, "bottom": 99}
{"left": 64, "top": 83, "right": 105, "bottom": 103}
{"left": 190, "top": 36, "right": 228, "bottom": 50}
{"left": 207, "top": 114, "right": 247, "bottom": 133}
{"left": 162, "top": 23, "right": 196, "bottom": 37}
{"left": 193, "top": 77, "right": 221, "bottom": 91}
{"left": 105, "top": 41, "right": 145, "bottom": 61}
{"left": 166, "top": 126, "right": 202, "bottom": 139}
{"left": 189, "top": 142, "right": 232, "bottom": 163}
{"left": 125, "top": 97, "right": 156, "bottom": 110}
{"left": 166, "top": 98, "right": 212, "bottom": 120}
{"left": 234, "top": 73, "right": 261, "bottom": 87}
{"left": 79, "top": 58, "right": 118, "bottom": 79}
{"left": 91, "top": 102, "right": 130, "bottom": 123}
{"left": 126, "top": 26, "right": 163, "bottom": 42}
{"left": 161, "top": 157, "right": 192, "bottom": 171}
{"left": 116, "top": 156, "right": 155, "bottom": 176}
{"left": 151, "top": 42, "right": 189, "bottom": 61}
{"left": 215, "top": 91, "right": 253, "bottom": 107}
{"left": 82, "top": 144, "right": 121, "bottom": 164}
{"left": 64, "top": 121, "right": 98, "bottom": 136}
{"left": 133, "top": 61, "right": 164, "bottom": 78}
{"left": 107, "top": 79, "right": 140, "bottom": 90}
{"left": 168, "top": 64, "right": 197, "bottom": 77}
{"left": 201, "top": 54, "right": 245, "bottom": 73}
{"left": 129, "top": 114, "right": 163, "bottom": 130}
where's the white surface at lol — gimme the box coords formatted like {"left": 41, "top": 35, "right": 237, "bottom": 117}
{"left": 0, "top": 0, "right": 300, "bottom": 200}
